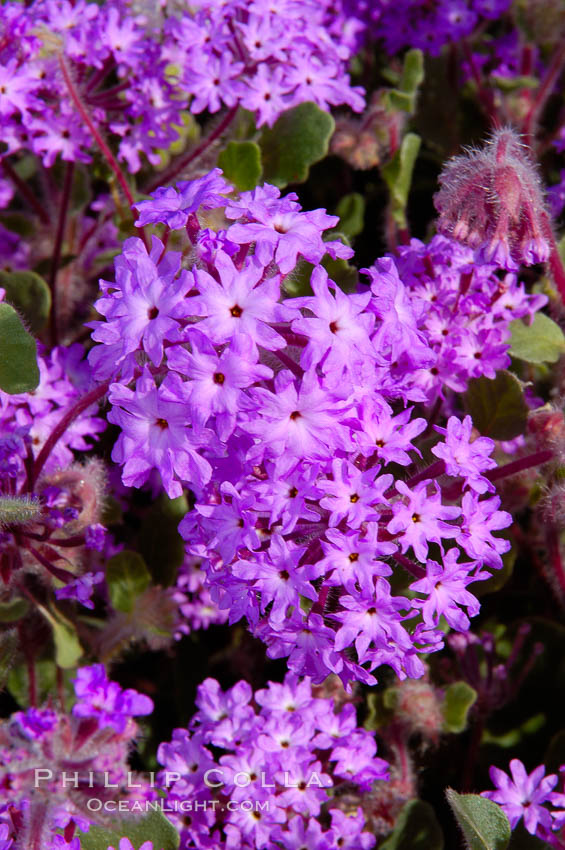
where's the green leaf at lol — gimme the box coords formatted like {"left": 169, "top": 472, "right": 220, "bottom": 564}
{"left": 36, "top": 603, "right": 83, "bottom": 669}
{"left": 218, "top": 140, "right": 262, "bottom": 191}
{"left": 382, "top": 133, "right": 421, "bottom": 228}
{"left": 334, "top": 193, "right": 365, "bottom": 239}
{"left": 446, "top": 789, "right": 511, "bottom": 850}
{"left": 400, "top": 49, "right": 425, "bottom": 94}
{"left": 260, "top": 102, "right": 335, "bottom": 188}
{"left": 0, "top": 302, "right": 40, "bottom": 394}
{"left": 0, "top": 598, "right": 30, "bottom": 622}
{"left": 464, "top": 371, "right": 528, "bottom": 440}
{"left": 380, "top": 800, "right": 444, "bottom": 850}
{"left": 80, "top": 809, "right": 180, "bottom": 850}
{"left": 138, "top": 494, "right": 188, "bottom": 587}
{"left": 442, "top": 682, "right": 477, "bottom": 733}
{"left": 8, "top": 659, "right": 75, "bottom": 710}
{"left": 106, "top": 550, "right": 151, "bottom": 613}
{"left": 0, "top": 496, "right": 41, "bottom": 527}
{"left": 384, "top": 49, "right": 424, "bottom": 112}
{"left": 509, "top": 313, "right": 565, "bottom": 364}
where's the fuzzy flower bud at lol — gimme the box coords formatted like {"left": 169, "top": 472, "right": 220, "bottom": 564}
{"left": 434, "top": 128, "right": 551, "bottom": 269}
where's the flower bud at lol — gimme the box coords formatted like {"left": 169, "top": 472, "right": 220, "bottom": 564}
{"left": 434, "top": 128, "right": 551, "bottom": 269}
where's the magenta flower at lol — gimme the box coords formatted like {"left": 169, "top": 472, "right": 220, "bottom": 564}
{"left": 482, "top": 759, "right": 557, "bottom": 834}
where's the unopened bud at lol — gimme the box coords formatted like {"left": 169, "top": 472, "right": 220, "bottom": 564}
{"left": 434, "top": 128, "right": 551, "bottom": 269}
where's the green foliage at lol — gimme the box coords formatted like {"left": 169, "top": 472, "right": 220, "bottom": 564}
{"left": 0, "top": 496, "right": 41, "bottom": 527}
{"left": 80, "top": 809, "right": 180, "bottom": 850}
{"left": 218, "top": 140, "right": 262, "bottom": 190}
{"left": 0, "top": 301, "right": 40, "bottom": 394}
{"left": 385, "top": 49, "right": 425, "bottom": 112}
{"left": 509, "top": 313, "right": 565, "bottom": 364}
{"left": 442, "top": 681, "right": 477, "bottom": 733}
{"left": 382, "top": 133, "right": 421, "bottom": 228}
{"left": 260, "top": 102, "right": 335, "bottom": 188}
{"left": 138, "top": 493, "right": 189, "bottom": 587}
{"left": 106, "top": 550, "right": 152, "bottom": 613}
{"left": 446, "top": 789, "right": 511, "bottom": 850}
{"left": 0, "top": 598, "right": 30, "bottom": 622}
{"left": 36, "top": 603, "right": 83, "bottom": 669}
{"left": 464, "top": 371, "right": 528, "bottom": 440}
{"left": 380, "top": 800, "right": 444, "bottom": 850}
{"left": 8, "top": 659, "right": 75, "bottom": 710}
{"left": 334, "top": 193, "right": 365, "bottom": 239}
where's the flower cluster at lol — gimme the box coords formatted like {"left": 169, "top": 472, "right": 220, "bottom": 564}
{"left": 0, "top": 0, "right": 363, "bottom": 176}
{"left": 86, "top": 169, "right": 548, "bottom": 689}
{"left": 157, "top": 673, "right": 385, "bottom": 850}
{"left": 338, "top": 0, "right": 512, "bottom": 55}
{"left": 0, "top": 665, "right": 154, "bottom": 849}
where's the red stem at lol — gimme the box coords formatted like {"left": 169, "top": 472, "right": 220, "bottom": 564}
{"left": 146, "top": 105, "right": 239, "bottom": 193}
{"left": 48, "top": 161, "right": 74, "bottom": 346}
{"left": 485, "top": 449, "right": 553, "bottom": 483}
{"left": 461, "top": 40, "right": 499, "bottom": 127}
{"left": 28, "top": 379, "right": 110, "bottom": 489}
{"left": 58, "top": 53, "right": 148, "bottom": 247}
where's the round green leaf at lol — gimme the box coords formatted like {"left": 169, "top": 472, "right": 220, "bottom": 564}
{"left": 0, "top": 270, "right": 51, "bottom": 333}
{"left": 442, "top": 681, "right": 477, "bottom": 733}
{"left": 509, "top": 313, "right": 565, "bottom": 364}
{"left": 80, "top": 809, "right": 180, "bottom": 850}
{"left": 0, "top": 302, "right": 40, "bottom": 394}
{"left": 106, "top": 551, "right": 152, "bottom": 613}
{"left": 260, "top": 102, "right": 335, "bottom": 188}
{"left": 218, "top": 140, "right": 262, "bottom": 191}
{"left": 446, "top": 789, "right": 511, "bottom": 850}
{"left": 464, "top": 371, "right": 528, "bottom": 440}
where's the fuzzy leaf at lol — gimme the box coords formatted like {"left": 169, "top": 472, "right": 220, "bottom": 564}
{"left": 0, "top": 302, "right": 40, "bottom": 394}
{"left": 80, "top": 809, "right": 180, "bottom": 850}
{"left": 382, "top": 133, "right": 421, "bottom": 228}
{"left": 380, "top": 800, "right": 444, "bottom": 850}
{"left": 442, "top": 682, "right": 477, "bottom": 733}
{"left": 334, "top": 193, "right": 365, "bottom": 239}
{"left": 36, "top": 603, "right": 83, "bottom": 669}
{"left": 260, "top": 102, "right": 335, "bottom": 188}
{"left": 218, "top": 140, "right": 262, "bottom": 190}
{"left": 106, "top": 551, "right": 152, "bottom": 613}
{"left": 446, "top": 789, "right": 511, "bottom": 850}
{"left": 509, "top": 313, "right": 565, "bottom": 364}
{"left": 464, "top": 371, "right": 528, "bottom": 440}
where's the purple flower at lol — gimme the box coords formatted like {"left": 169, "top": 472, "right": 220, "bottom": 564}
{"left": 55, "top": 571, "right": 104, "bottom": 609}
{"left": 433, "top": 415, "right": 497, "bottom": 493}
{"left": 89, "top": 236, "right": 193, "bottom": 374}
{"left": 72, "top": 664, "right": 153, "bottom": 733}
{"left": 457, "top": 492, "right": 511, "bottom": 567}
{"left": 188, "top": 250, "right": 295, "bottom": 350}
{"left": 387, "top": 480, "right": 460, "bottom": 562}
{"left": 410, "top": 550, "right": 488, "bottom": 631}
{"left": 134, "top": 169, "right": 232, "bottom": 229}
{"left": 482, "top": 759, "right": 557, "bottom": 834}
{"left": 108, "top": 369, "right": 212, "bottom": 498}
